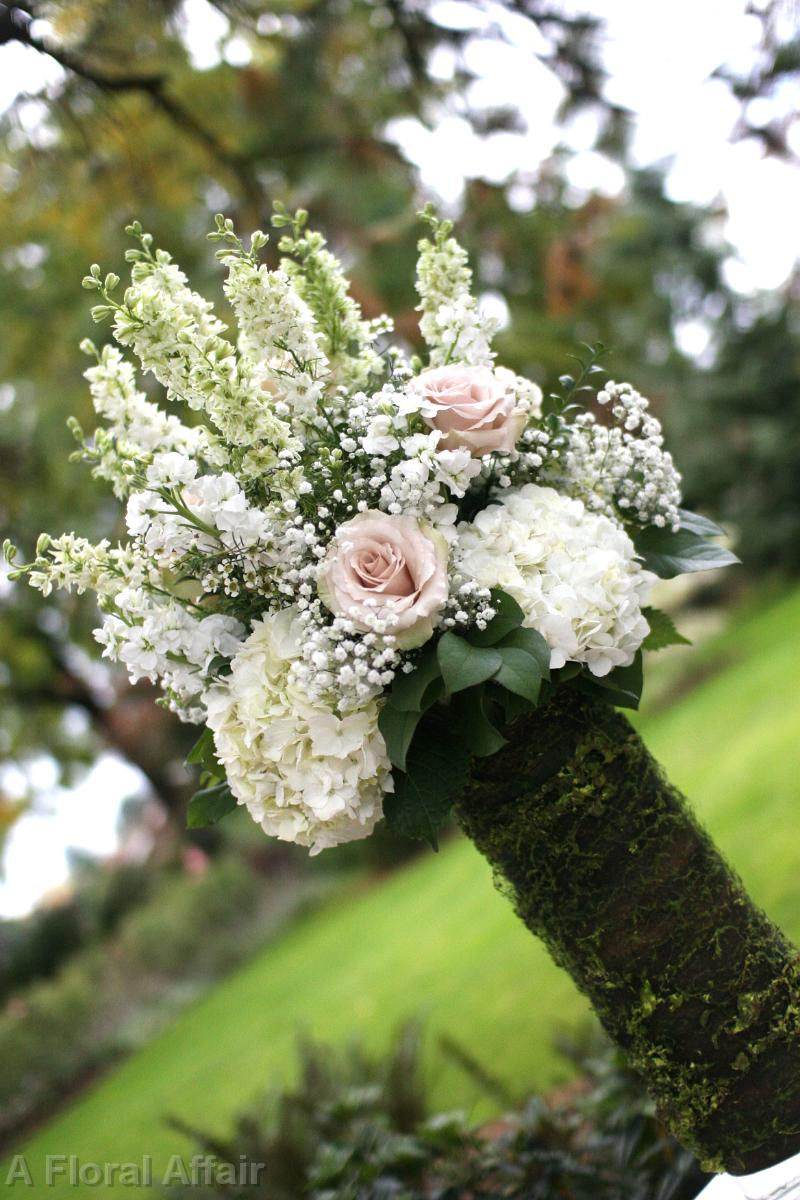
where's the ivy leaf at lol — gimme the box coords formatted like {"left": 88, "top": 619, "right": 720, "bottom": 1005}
{"left": 550, "top": 662, "right": 582, "bottom": 684}
{"left": 186, "top": 782, "right": 237, "bottom": 829}
{"left": 388, "top": 646, "right": 443, "bottom": 712}
{"left": 642, "top": 607, "right": 691, "bottom": 651}
{"left": 494, "top": 646, "right": 544, "bottom": 704}
{"left": 452, "top": 688, "right": 507, "bottom": 757}
{"left": 378, "top": 704, "right": 422, "bottom": 771}
{"left": 496, "top": 687, "right": 535, "bottom": 724}
{"left": 384, "top": 719, "right": 470, "bottom": 850}
{"left": 437, "top": 632, "right": 502, "bottom": 696}
{"left": 185, "top": 726, "right": 216, "bottom": 768}
{"left": 677, "top": 508, "right": 726, "bottom": 538}
{"left": 634, "top": 524, "right": 739, "bottom": 579}
{"left": 467, "top": 589, "right": 525, "bottom": 647}
{"left": 498, "top": 626, "right": 551, "bottom": 679}
{"left": 572, "top": 651, "right": 644, "bottom": 710}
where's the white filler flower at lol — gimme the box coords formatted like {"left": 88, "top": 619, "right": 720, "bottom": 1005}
{"left": 456, "top": 484, "right": 654, "bottom": 677}
{"left": 206, "top": 608, "right": 392, "bottom": 853}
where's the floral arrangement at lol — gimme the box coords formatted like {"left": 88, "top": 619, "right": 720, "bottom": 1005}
{"left": 4, "top": 205, "right": 737, "bottom": 854}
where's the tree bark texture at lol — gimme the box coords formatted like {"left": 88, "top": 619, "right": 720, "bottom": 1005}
{"left": 456, "top": 692, "right": 800, "bottom": 1175}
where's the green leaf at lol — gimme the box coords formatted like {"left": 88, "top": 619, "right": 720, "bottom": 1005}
{"left": 451, "top": 689, "right": 507, "bottom": 757}
{"left": 550, "top": 662, "right": 582, "bottom": 684}
{"left": 467, "top": 589, "right": 525, "bottom": 647}
{"left": 378, "top": 704, "right": 422, "bottom": 771}
{"left": 388, "top": 647, "right": 442, "bottom": 712}
{"left": 497, "top": 687, "right": 535, "bottom": 724}
{"left": 497, "top": 626, "right": 551, "bottom": 679}
{"left": 384, "top": 718, "right": 470, "bottom": 849}
{"left": 634, "top": 524, "right": 739, "bottom": 579}
{"left": 642, "top": 607, "right": 691, "bottom": 651}
{"left": 572, "top": 651, "right": 643, "bottom": 710}
{"left": 186, "top": 782, "right": 237, "bottom": 829}
{"left": 494, "top": 646, "right": 544, "bottom": 704}
{"left": 677, "top": 508, "right": 726, "bottom": 538}
{"left": 437, "top": 632, "right": 502, "bottom": 696}
{"left": 185, "top": 727, "right": 216, "bottom": 768}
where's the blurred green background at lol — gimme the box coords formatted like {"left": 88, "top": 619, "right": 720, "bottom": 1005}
{"left": 0, "top": 1, "right": 799, "bottom": 1193}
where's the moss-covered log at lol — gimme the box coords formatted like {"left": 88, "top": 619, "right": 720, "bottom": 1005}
{"left": 456, "top": 692, "right": 800, "bottom": 1175}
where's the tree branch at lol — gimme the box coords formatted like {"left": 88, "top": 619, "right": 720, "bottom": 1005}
{"left": 0, "top": 3, "right": 263, "bottom": 203}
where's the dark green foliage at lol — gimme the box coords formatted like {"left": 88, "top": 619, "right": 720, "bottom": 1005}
{"left": 569, "top": 651, "right": 644, "bottom": 710}
{"left": 380, "top": 592, "right": 551, "bottom": 848}
{"left": 186, "top": 783, "right": 238, "bottom": 829}
{"left": 466, "top": 589, "right": 525, "bottom": 646}
{"left": 383, "top": 713, "right": 471, "bottom": 850}
{"left": 163, "top": 1025, "right": 707, "bottom": 1200}
{"left": 185, "top": 727, "right": 237, "bottom": 829}
{"left": 642, "top": 608, "right": 691, "bottom": 652}
{"left": 634, "top": 518, "right": 740, "bottom": 579}
{"left": 437, "top": 633, "right": 503, "bottom": 696}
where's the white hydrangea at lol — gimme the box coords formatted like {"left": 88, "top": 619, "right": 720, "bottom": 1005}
{"left": 206, "top": 608, "right": 392, "bottom": 853}
{"left": 456, "top": 484, "right": 655, "bottom": 677}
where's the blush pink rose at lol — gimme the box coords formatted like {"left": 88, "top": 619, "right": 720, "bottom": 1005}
{"left": 318, "top": 512, "right": 448, "bottom": 648}
{"left": 412, "top": 364, "right": 528, "bottom": 457}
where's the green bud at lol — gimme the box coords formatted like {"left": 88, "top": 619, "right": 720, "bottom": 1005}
{"left": 90, "top": 304, "right": 115, "bottom": 323}
{"left": 2, "top": 538, "right": 18, "bottom": 564}
{"left": 36, "top": 533, "right": 51, "bottom": 556}
{"left": 104, "top": 272, "right": 120, "bottom": 292}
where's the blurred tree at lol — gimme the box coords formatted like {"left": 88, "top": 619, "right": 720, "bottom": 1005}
{"left": 676, "top": 288, "right": 800, "bottom": 571}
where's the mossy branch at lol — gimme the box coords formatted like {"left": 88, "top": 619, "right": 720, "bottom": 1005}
{"left": 457, "top": 693, "right": 800, "bottom": 1175}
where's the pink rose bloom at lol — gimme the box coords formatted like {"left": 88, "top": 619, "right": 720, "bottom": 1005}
{"left": 319, "top": 512, "right": 448, "bottom": 649}
{"left": 412, "top": 364, "right": 528, "bottom": 457}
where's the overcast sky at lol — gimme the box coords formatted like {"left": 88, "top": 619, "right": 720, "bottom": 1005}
{"left": 1, "top": 0, "right": 798, "bottom": 915}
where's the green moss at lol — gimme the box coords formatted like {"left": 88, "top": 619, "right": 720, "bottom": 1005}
{"left": 457, "top": 692, "right": 800, "bottom": 1175}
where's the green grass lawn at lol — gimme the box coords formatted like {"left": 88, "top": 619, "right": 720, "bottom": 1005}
{"left": 9, "top": 586, "right": 800, "bottom": 1197}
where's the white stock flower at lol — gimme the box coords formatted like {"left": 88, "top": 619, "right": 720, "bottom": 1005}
{"left": 456, "top": 484, "right": 654, "bottom": 677}
{"left": 206, "top": 609, "right": 391, "bottom": 854}
{"left": 94, "top": 592, "right": 244, "bottom": 719}
{"left": 224, "top": 260, "right": 327, "bottom": 372}
{"left": 146, "top": 451, "right": 198, "bottom": 488}
{"left": 415, "top": 227, "right": 496, "bottom": 366}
